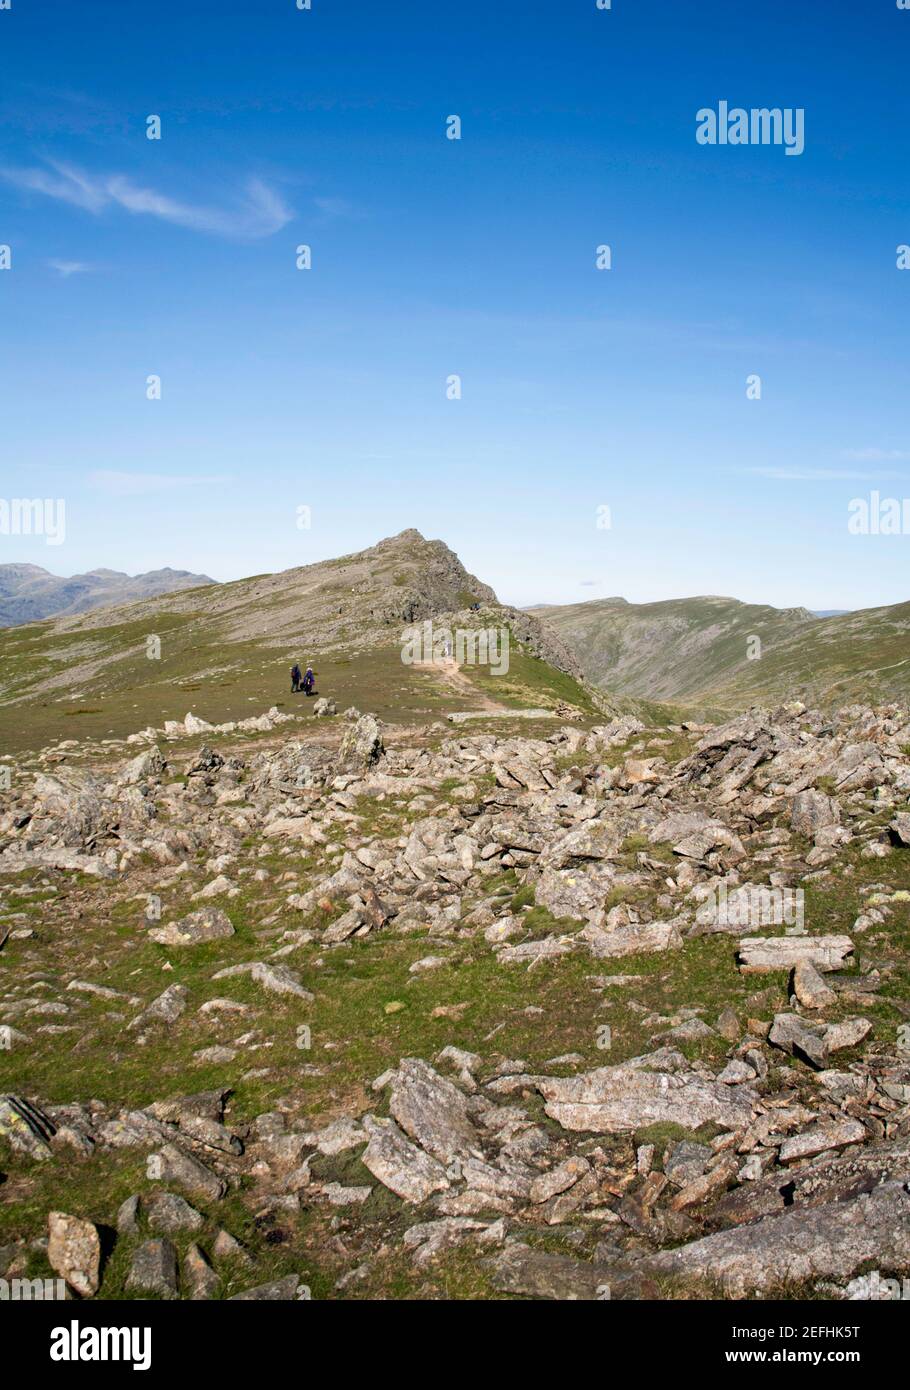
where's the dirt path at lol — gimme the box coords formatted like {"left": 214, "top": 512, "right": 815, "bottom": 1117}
{"left": 411, "top": 658, "right": 507, "bottom": 712}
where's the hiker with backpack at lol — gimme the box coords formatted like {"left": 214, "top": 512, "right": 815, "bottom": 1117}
{"left": 290, "top": 663, "right": 302, "bottom": 693}
{"left": 302, "top": 665, "right": 315, "bottom": 696}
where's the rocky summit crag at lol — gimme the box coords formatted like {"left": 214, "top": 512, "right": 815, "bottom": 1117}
{"left": 0, "top": 537, "right": 909, "bottom": 1301}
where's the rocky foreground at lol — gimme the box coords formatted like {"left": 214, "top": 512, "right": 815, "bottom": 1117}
{"left": 1, "top": 697, "right": 910, "bottom": 1300}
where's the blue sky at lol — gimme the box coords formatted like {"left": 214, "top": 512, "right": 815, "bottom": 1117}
{"left": 1, "top": 0, "right": 909, "bottom": 610}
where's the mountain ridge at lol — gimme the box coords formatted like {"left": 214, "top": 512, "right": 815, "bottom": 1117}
{"left": 0, "top": 563, "right": 217, "bottom": 627}
{"left": 527, "top": 592, "right": 910, "bottom": 708}
{"left": 0, "top": 529, "right": 598, "bottom": 753}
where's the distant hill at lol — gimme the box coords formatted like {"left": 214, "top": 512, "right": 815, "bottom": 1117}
{"left": 0, "top": 530, "right": 599, "bottom": 751}
{"left": 528, "top": 593, "right": 910, "bottom": 709}
{"left": 0, "top": 564, "right": 217, "bottom": 627}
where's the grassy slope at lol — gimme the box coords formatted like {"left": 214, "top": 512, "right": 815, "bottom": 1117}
{"left": 529, "top": 595, "right": 910, "bottom": 709}
{"left": 0, "top": 533, "right": 514, "bottom": 755}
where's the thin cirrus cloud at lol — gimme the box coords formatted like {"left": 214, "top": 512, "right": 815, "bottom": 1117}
{"left": 840, "top": 448, "right": 910, "bottom": 463}
{"left": 743, "top": 467, "right": 908, "bottom": 482}
{"left": 48, "top": 259, "right": 92, "bottom": 277}
{"left": 89, "top": 470, "right": 230, "bottom": 497}
{"left": 1, "top": 159, "right": 292, "bottom": 240}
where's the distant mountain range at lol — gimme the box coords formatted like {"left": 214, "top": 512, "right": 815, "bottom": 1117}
{"left": 0, "top": 564, "right": 217, "bottom": 627}
{"left": 526, "top": 593, "right": 910, "bottom": 709}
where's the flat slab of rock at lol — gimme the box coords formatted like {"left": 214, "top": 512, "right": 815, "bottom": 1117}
{"left": 581, "top": 919, "right": 683, "bottom": 959}
{"left": 250, "top": 961, "right": 313, "bottom": 1001}
{"left": 534, "top": 863, "right": 617, "bottom": 924}
{"left": 670, "top": 1155, "right": 738, "bottom": 1211}
{"left": 404, "top": 1217, "right": 490, "bottom": 1263}
{"left": 737, "top": 935, "right": 854, "bottom": 974}
{"left": 628, "top": 1181, "right": 910, "bottom": 1297}
{"left": 649, "top": 810, "right": 729, "bottom": 845}
{"left": 490, "top": 1242, "right": 612, "bottom": 1300}
{"left": 778, "top": 1118, "right": 866, "bottom": 1165}
{"left": 497, "top": 936, "right": 577, "bottom": 964}
{"left": 129, "top": 984, "right": 189, "bottom": 1030}
{"left": 301, "top": 1116, "right": 366, "bottom": 1155}
{"left": 712, "top": 1132, "right": 910, "bottom": 1228}
{"left": 320, "top": 1182, "right": 372, "bottom": 1205}
{"left": 0, "top": 847, "right": 113, "bottom": 877}
{"left": 229, "top": 1274, "right": 304, "bottom": 1300}
{"left": 536, "top": 1048, "right": 757, "bottom": 1135}
{"left": 146, "top": 1142, "right": 227, "bottom": 1201}
{"left": 530, "top": 1156, "right": 590, "bottom": 1205}
{"left": 824, "top": 1017, "right": 872, "bottom": 1052}
{"left": 388, "top": 1059, "right": 482, "bottom": 1164}
{"left": 360, "top": 1114, "right": 450, "bottom": 1203}
{"left": 322, "top": 908, "right": 365, "bottom": 943}
{"left": 149, "top": 907, "right": 234, "bottom": 947}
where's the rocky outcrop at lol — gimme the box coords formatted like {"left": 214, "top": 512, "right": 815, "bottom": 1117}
{"left": 2, "top": 691, "right": 910, "bottom": 1303}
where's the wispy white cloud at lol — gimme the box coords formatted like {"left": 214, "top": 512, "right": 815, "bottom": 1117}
{"left": 2, "top": 161, "right": 292, "bottom": 240}
{"left": 841, "top": 448, "right": 910, "bottom": 463}
{"left": 743, "top": 466, "right": 908, "bottom": 482}
{"left": 48, "top": 258, "right": 92, "bottom": 277}
{"left": 89, "top": 470, "right": 229, "bottom": 497}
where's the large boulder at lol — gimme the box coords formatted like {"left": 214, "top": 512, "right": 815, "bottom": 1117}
{"left": 337, "top": 714, "right": 384, "bottom": 772}
{"left": 47, "top": 1212, "right": 102, "bottom": 1297}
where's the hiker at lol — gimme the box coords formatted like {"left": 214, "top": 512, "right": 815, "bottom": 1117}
{"left": 302, "top": 665, "right": 315, "bottom": 696}
{"left": 290, "top": 663, "right": 301, "bottom": 693}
